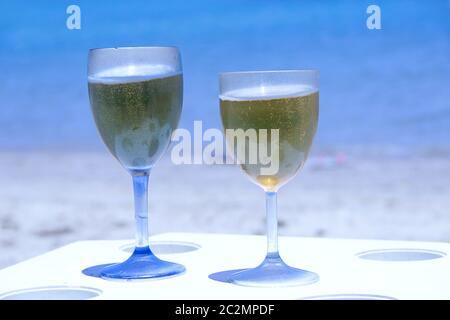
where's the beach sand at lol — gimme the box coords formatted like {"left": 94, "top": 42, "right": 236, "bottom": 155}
{"left": 1, "top": 147, "right": 450, "bottom": 268}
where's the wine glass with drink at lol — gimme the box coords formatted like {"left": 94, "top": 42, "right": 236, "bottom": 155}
{"left": 86, "top": 46, "right": 185, "bottom": 280}
{"left": 219, "top": 70, "right": 320, "bottom": 287}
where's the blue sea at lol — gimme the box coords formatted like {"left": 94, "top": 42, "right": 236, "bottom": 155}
{"left": 0, "top": 0, "right": 449, "bottom": 149}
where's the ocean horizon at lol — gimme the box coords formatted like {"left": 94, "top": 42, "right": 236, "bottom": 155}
{"left": 0, "top": 0, "right": 449, "bottom": 150}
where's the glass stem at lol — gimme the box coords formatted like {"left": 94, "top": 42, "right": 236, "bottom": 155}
{"left": 132, "top": 171, "right": 150, "bottom": 248}
{"left": 265, "top": 191, "right": 279, "bottom": 258}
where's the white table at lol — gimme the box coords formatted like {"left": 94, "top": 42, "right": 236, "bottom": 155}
{"left": 0, "top": 233, "right": 449, "bottom": 299}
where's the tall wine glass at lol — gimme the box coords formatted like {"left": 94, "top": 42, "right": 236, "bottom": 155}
{"left": 86, "top": 47, "right": 184, "bottom": 280}
{"left": 219, "top": 70, "right": 320, "bottom": 287}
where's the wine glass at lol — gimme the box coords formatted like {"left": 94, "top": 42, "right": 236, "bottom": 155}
{"left": 219, "top": 70, "right": 320, "bottom": 287}
{"left": 85, "top": 47, "right": 185, "bottom": 280}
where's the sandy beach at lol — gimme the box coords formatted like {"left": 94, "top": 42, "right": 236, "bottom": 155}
{"left": 1, "top": 146, "right": 449, "bottom": 268}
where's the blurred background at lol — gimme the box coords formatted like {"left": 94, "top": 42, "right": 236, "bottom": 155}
{"left": 0, "top": 0, "right": 449, "bottom": 267}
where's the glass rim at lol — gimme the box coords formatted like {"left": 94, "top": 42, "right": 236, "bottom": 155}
{"left": 219, "top": 69, "right": 319, "bottom": 77}
{"left": 88, "top": 46, "right": 180, "bottom": 53}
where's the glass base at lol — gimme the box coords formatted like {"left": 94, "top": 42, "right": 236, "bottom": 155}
{"left": 229, "top": 253, "right": 319, "bottom": 287}
{"left": 85, "top": 246, "right": 185, "bottom": 281}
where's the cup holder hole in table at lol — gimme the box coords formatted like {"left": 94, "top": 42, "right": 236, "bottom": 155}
{"left": 0, "top": 286, "right": 102, "bottom": 300}
{"left": 356, "top": 248, "right": 446, "bottom": 261}
{"left": 121, "top": 241, "right": 201, "bottom": 254}
{"left": 300, "top": 294, "right": 396, "bottom": 300}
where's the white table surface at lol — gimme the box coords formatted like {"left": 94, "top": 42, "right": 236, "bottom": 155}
{"left": 0, "top": 232, "right": 449, "bottom": 300}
